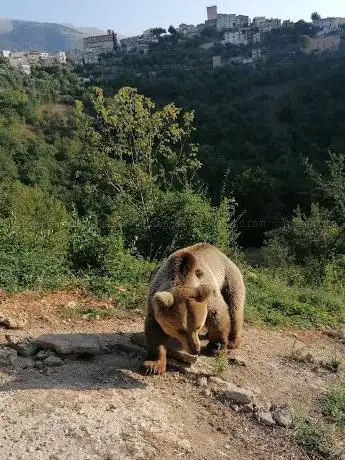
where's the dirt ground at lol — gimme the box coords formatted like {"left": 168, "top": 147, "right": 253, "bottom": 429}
{"left": 0, "top": 291, "right": 344, "bottom": 460}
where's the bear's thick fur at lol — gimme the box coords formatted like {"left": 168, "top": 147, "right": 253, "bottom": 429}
{"left": 144, "top": 243, "right": 245, "bottom": 375}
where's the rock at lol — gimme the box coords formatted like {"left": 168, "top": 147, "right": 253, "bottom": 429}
{"left": 35, "top": 350, "right": 54, "bottom": 361}
{"left": 0, "top": 347, "right": 17, "bottom": 367}
{"left": 178, "top": 439, "right": 192, "bottom": 452}
{"left": 323, "top": 326, "right": 339, "bottom": 338}
{"left": 0, "top": 315, "right": 24, "bottom": 330}
{"left": 256, "top": 412, "right": 276, "bottom": 427}
{"left": 272, "top": 408, "right": 293, "bottom": 428}
{"left": 34, "top": 361, "right": 45, "bottom": 370}
{"left": 228, "top": 358, "right": 247, "bottom": 367}
{"left": 5, "top": 335, "right": 38, "bottom": 357}
{"left": 240, "top": 403, "right": 254, "bottom": 414}
{"left": 202, "top": 388, "right": 212, "bottom": 397}
{"left": 66, "top": 301, "right": 78, "bottom": 309}
{"left": 198, "top": 377, "right": 208, "bottom": 387}
{"left": 35, "top": 334, "right": 102, "bottom": 356}
{"left": 43, "top": 356, "right": 64, "bottom": 367}
{"left": 209, "top": 376, "right": 227, "bottom": 387}
{"left": 16, "top": 357, "right": 35, "bottom": 369}
{"left": 220, "top": 383, "right": 253, "bottom": 405}
{"left": 230, "top": 404, "right": 240, "bottom": 412}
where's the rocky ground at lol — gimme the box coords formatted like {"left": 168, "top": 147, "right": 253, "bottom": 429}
{"left": 0, "top": 290, "right": 344, "bottom": 460}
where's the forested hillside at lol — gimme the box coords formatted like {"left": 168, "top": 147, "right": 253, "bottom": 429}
{"left": 86, "top": 24, "right": 345, "bottom": 247}
{"left": 0, "top": 48, "right": 344, "bottom": 330}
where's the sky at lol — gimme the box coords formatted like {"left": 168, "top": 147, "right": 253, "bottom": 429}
{"left": 1, "top": 0, "right": 345, "bottom": 36}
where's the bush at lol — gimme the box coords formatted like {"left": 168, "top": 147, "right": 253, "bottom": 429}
{"left": 134, "top": 191, "right": 238, "bottom": 259}
{"left": 263, "top": 204, "right": 343, "bottom": 283}
{"left": 0, "top": 183, "right": 69, "bottom": 290}
{"left": 68, "top": 214, "right": 107, "bottom": 274}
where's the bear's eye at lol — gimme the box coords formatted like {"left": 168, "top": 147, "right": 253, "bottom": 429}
{"left": 195, "top": 269, "right": 203, "bottom": 278}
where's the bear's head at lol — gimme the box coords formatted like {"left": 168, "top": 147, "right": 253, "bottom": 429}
{"left": 152, "top": 285, "right": 211, "bottom": 355}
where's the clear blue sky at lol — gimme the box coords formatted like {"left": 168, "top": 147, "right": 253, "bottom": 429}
{"left": 2, "top": 0, "right": 345, "bottom": 36}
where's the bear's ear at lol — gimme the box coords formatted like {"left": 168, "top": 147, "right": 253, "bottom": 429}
{"left": 194, "top": 285, "right": 211, "bottom": 303}
{"left": 178, "top": 252, "right": 196, "bottom": 277}
{"left": 153, "top": 291, "right": 174, "bottom": 309}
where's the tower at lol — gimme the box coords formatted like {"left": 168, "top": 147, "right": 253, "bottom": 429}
{"left": 207, "top": 5, "right": 218, "bottom": 21}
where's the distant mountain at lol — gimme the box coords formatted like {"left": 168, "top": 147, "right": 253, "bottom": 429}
{"left": 0, "top": 18, "right": 122, "bottom": 52}
{"left": 77, "top": 27, "right": 106, "bottom": 36}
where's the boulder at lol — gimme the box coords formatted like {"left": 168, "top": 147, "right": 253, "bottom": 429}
{"left": 5, "top": 335, "right": 38, "bottom": 357}
{"left": 272, "top": 408, "right": 293, "bottom": 428}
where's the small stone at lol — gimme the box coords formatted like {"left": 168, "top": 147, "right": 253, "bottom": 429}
{"left": 230, "top": 404, "right": 240, "bottom": 412}
{"left": 209, "top": 376, "right": 226, "bottom": 386}
{"left": 256, "top": 412, "right": 276, "bottom": 427}
{"left": 240, "top": 403, "right": 254, "bottom": 414}
{"left": 0, "top": 315, "right": 24, "bottom": 330}
{"left": 228, "top": 358, "right": 247, "bottom": 367}
{"left": 202, "top": 388, "right": 212, "bottom": 397}
{"left": 5, "top": 335, "right": 38, "bottom": 357}
{"left": 44, "top": 356, "right": 64, "bottom": 367}
{"left": 66, "top": 301, "right": 78, "bottom": 309}
{"left": 220, "top": 383, "right": 253, "bottom": 405}
{"left": 34, "top": 361, "right": 45, "bottom": 370}
{"left": 323, "top": 327, "right": 338, "bottom": 338}
{"left": 35, "top": 350, "right": 54, "bottom": 361}
{"left": 198, "top": 377, "right": 208, "bottom": 387}
{"left": 272, "top": 408, "right": 293, "bottom": 428}
{"left": 0, "top": 348, "right": 17, "bottom": 367}
{"left": 178, "top": 439, "right": 192, "bottom": 452}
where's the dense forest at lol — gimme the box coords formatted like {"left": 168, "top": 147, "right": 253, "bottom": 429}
{"left": 0, "top": 27, "right": 344, "bottom": 328}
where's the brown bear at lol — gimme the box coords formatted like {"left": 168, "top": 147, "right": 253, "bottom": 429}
{"left": 143, "top": 242, "right": 245, "bottom": 375}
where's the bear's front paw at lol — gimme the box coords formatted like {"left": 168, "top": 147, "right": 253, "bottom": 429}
{"left": 143, "top": 359, "right": 166, "bottom": 376}
{"left": 228, "top": 336, "right": 242, "bottom": 349}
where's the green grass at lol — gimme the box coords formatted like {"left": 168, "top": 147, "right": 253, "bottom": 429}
{"left": 212, "top": 348, "right": 229, "bottom": 376}
{"left": 245, "top": 269, "right": 345, "bottom": 329}
{"left": 294, "top": 419, "right": 339, "bottom": 460}
{"left": 319, "top": 387, "right": 345, "bottom": 429}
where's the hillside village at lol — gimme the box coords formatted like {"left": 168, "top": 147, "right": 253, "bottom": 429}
{"left": 1, "top": 7, "right": 345, "bottom": 74}
{"left": 70, "top": 6, "right": 345, "bottom": 67}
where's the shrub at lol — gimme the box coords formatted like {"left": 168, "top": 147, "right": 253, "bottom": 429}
{"left": 263, "top": 204, "right": 343, "bottom": 284}
{"left": 0, "top": 183, "right": 69, "bottom": 290}
{"left": 134, "top": 191, "right": 238, "bottom": 259}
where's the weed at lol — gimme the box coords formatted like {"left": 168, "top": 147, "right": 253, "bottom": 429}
{"left": 212, "top": 348, "right": 229, "bottom": 376}
{"left": 294, "top": 418, "right": 339, "bottom": 460}
{"left": 319, "top": 387, "right": 345, "bottom": 429}
{"left": 286, "top": 340, "right": 315, "bottom": 364}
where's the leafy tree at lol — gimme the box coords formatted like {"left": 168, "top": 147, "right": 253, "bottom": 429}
{"left": 311, "top": 12, "right": 321, "bottom": 22}
{"left": 168, "top": 25, "right": 178, "bottom": 35}
{"left": 149, "top": 27, "right": 167, "bottom": 38}
{"left": 89, "top": 86, "right": 201, "bottom": 218}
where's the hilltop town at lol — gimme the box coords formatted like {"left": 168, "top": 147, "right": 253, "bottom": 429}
{"left": 1, "top": 6, "right": 345, "bottom": 74}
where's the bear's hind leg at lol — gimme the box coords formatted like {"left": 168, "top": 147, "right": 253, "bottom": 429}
{"left": 202, "top": 307, "right": 230, "bottom": 357}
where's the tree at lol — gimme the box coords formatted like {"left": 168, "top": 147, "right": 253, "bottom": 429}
{"left": 311, "top": 12, "right": 321, "bottom": 22}
{"left": 150, "top": 27, "right": 167, "bottom": 38}
{"left": 168, "top": 25, "right": 178, "bottom": 35}
{"left": 74, "top": 87, "right": 201, "bottom": 226}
